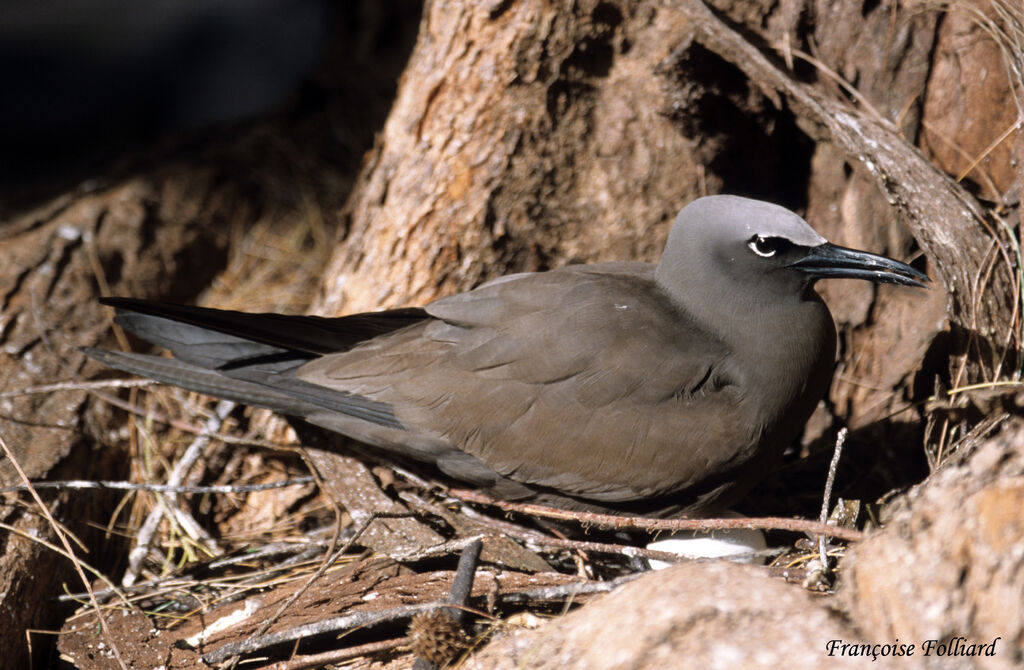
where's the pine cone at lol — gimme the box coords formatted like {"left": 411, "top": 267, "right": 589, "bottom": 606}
{"left": 408, "top": 609, "right": 469, "bottom": 666}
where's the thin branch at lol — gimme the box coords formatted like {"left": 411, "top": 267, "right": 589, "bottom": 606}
{"left": 818, "top": 428, "right": 848, "bottom": 567}
{"left": 0, "top": 477, "right": 314, "bottom": 496}
{"left": 446, "top": 539, "right": 482, "bottom": 621}
{"left": 498, "top": 573, "right": 643, "bottom": 603}
{"left": 413, "top": 539, "right": 483, "bottom": 670}
{"left": 448, "top": 489, "right": 865, "bottom": 542}
{"left": 201, "top": 602, "right": 446, "bottom": 664}
{"left": 87, "top": 386, "right": 301, "bottom": 450}
{"left": 263, "top": 637, "right": 408, "bottom": 670}
{"left": 123, "top": 399, "right": 235, "bottom": 587}
{"left": 0, "top": 378, "right": 155, "bottom": 398}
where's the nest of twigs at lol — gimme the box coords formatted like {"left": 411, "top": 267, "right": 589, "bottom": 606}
{"left": 46, "top": 370, "right": 872, "bottom": 669}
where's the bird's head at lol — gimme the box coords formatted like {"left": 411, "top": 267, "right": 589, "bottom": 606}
{"left": 656, "top": 195, "right": 929, "bottom": 307}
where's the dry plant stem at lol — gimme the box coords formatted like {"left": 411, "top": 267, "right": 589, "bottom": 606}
{"left": 0, "top": 431, "right": 129, "bottom": 670}
{"left": 0, "top": 477, "right": 314, "bottom": 495}
{"left": 0, "top": 522, "right": 127, "bottom": 606}
{"left": 90, "top": 388, "right": 204, "bottom": 435}
{"left": 226, "top": 489, "right": 423, "bottom": 668}
{"left": 389, "top": 534, "right": 490, "bottom": 563}
{"left": 59, "top": 530, "right": 337, "bottom": 603}
{"left": 207, "top": 535, "right": 336, "bottom": 571}
{"left": 443, "top": 499, "right": 657, "bottom": 562}
{"left": 202, "top": 602, "right": 448, "bottom": 664}
{"left": 123, "top": 399, "right": 235, "bottom": 587}
{"left": 919, "top": 118, "right": 1003, "bottom": 199}
{"left": 1, "top": 496, "right": 89, "bottom": 551}
{"left": 225, "top": 460, "right": 356, "bottom": 670}
{"left": 956, "top": 118, "right": 1023, "bottom": 183}
{"left": 264, "top": 511, "right": 372, "bottom": 626}
{"left": 782, "top": 46, "right": 886, "bottom": 124}
{"left": 415, "top": 519, "right": 723, "bottom": 565}
{"left": 92, "top": 387, "right": 301, "bottom": 449}
{"left": 993, "top": 212, "right": 1024, "bottom": 379}
{"left": 262, "top": 637, "right": 409, "bottom": 670}
{"left": 90, "top": 244, "right": 131, "bottom": 353}
{"left": 0, "top": 378, "right": 154, "bottom": 398}
{"left": 448, "top": 489, "right": 864, "bottom": 542}
{"left": 926, "top": 0, "right": 1024, "bottom": 114}
{"left": 499, "top": 573, "right": 643, "bottom": 604}
{"left": 818, "top": 428, "right": 848, "bottom": 568}
{"left": 402, "top": 491, "right": 758, "bottom": 565}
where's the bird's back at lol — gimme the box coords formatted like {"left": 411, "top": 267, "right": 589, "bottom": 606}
{"left": 295, "top": 264, "right": 765, "bottom": 507}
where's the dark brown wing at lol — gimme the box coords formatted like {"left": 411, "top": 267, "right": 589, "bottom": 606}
{"left": 297, "top": 264, "right": 759, "bottom": 501}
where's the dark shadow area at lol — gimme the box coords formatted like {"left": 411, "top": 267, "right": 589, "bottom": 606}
{"left": 742, "top": 416, "right": 930, "bottom": 522}
{"left": 0, "top": 1, "right": 423, "bottom": 220}
{"left": 914, "top": 329, "right": 953, "bottom": 400}
{"left": 658, "top": 42, "right": 815, "bottom": 212}
{"left": 0, "top": 0, "right": 330, "bottom": 211}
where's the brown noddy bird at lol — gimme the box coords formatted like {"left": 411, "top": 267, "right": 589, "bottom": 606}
{"left": 84, "top": 196, "right": 928, "bottom": 516}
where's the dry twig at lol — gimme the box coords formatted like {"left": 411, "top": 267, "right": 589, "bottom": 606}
{"left": 448, "top": 489, "right": 864, "bottom": 542}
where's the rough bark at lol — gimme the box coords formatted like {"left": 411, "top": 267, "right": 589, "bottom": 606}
{"left": 921, "top": 1, "right": 1022, "bottom": 199}
{"left": 312, "top": 1, "right": 703, "bottom": 316}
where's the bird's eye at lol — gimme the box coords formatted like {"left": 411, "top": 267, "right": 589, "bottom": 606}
{"left": 748, "top": 236, "right": 782, "bottom": 258}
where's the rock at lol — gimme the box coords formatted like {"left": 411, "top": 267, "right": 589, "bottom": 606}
{"left": 468, "top": 561, "right": 891, "bottom": 669}
{"left": 840, "top": 418, "right": 1024, "bottom": 669}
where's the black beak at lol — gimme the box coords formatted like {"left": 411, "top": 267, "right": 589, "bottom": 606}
{"left": 789, "top": 242, "right": 930, "bottom": 288}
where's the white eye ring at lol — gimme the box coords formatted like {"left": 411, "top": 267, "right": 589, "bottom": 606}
{"left": 748, "top": 236, "right": 777, "bottom": 258}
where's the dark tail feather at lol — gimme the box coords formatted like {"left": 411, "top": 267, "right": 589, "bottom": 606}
{"left": 100, "top": 297, "right": 427, "bottom": 357}
{"left": 81, "top": 347, "right": 319, "bottom": 416}
{"left": 109, "top": 308, "right": 306, "bottom": 371}
{"left": 82, "top": 347, "right": 405, "bottom": 430}
{"left": 90, "top": 298, "right": 419, "bottom": 430}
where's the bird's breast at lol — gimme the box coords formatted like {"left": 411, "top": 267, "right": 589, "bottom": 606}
{"left": 734, "top": 299, "right": 836, "bottom": 443}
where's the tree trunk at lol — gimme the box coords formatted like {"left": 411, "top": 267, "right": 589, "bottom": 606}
{"left": 312, "top": 1, "right": 702, "bottom": 316}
